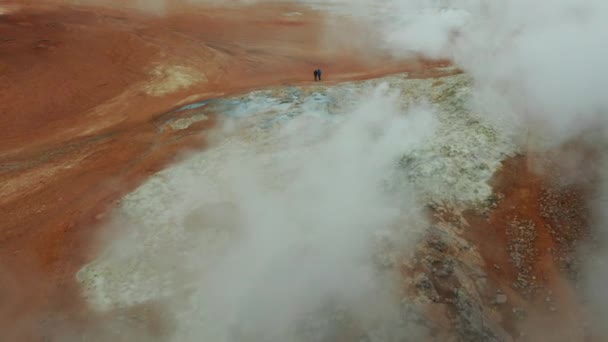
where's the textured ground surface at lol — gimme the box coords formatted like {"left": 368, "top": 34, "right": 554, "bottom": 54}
{"left": 77, "top": 71, "right": 595, "bottom": 341}
{"left": 0, "top": 1, "right": 599, "bottom": 341}
{"left": 0, "top": 2, "right": 438, "bottom": 340}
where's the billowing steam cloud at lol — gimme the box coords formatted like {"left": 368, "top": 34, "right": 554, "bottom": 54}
{"left": 365, "top": 0, "right": 608, "bottom": 148}
{"left": 172, "top": 92, "right": 436, "bottom": 341}
{"left": 78, "top": 85, "right": 437, "bottom": 341}
{"left": 348, "top": 0, "right": 608, "bottom": 336}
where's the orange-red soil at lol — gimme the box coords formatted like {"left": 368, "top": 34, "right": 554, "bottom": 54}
{"left": 3, "top": 1, "right": 598, "bottom": 341}
{"left": 0, "top": 1, "right": 452, "bottom": 340}
{"left": 464, "top": 152, "right": 596, "bottom": 341}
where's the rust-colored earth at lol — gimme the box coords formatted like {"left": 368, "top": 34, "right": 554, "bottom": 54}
{"left": 463, "top": 151, "right": 596, "bottom": 341}
{"left": 0, "top": 1, "right": 451, "bottom": 340}
{"left": 0, "top": 1, "right": 597, "bottom": 341}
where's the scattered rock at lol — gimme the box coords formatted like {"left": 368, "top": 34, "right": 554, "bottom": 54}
{"left": 512, "top": 307, "right": 526, "bottom": 320}
{"left": 415, "top": 274, "right": 433, "bottom": 291}
{"left": 495, "top": 294, "right": 508, "bottom": 305}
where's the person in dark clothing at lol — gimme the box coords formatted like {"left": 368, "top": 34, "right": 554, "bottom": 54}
{"left": 317, "top": 68, "right": 322, "bottom": 81}
{"left": 314, "top": 69, "right": 319, "bottom": 81}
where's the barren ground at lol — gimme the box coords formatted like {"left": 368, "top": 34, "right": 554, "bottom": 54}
{"left": 0, "top": 1, "right": 450, "bottom": 340}
{"left": 0, "top": 1, "right": 597, "bottom": 341}
{"left": 463, "top": 152, "right": 595, "bottom": 341}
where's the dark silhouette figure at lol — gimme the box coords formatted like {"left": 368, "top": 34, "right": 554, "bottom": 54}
{"left": 317, "top": 68, "right": 322, "bottom": 81}
{"left": 314, "top": 69, "right": 319, "bottom": 81}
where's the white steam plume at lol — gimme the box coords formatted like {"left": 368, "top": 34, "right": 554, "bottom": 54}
{"left": 79, "top": 85, "right": 437, "bottom": 341}
{"left": 341, "top": 0, "right": 608, "bottom": 148}
{"left": 175, "top": 90, "right": 435, "bottom": 341}
{"left": 335, "top": 0, "right": 608, "bottom": 337}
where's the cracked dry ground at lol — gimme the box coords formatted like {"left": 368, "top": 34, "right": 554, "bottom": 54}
{"left": 401, "top": 151, "right": 598, "bottom": 341}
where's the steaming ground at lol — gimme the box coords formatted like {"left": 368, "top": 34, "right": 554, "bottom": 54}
{"left": 3, "top": 0, "right": 605, "bottom": 340}
{"left": 77, "top": 70, "right": 518, "bottom": 341}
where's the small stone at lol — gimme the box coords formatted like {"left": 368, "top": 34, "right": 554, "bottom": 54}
{"left": 495, "top": 294, "right": 508, "bottom": 305}
{"left": 415, "top": 275, "right": 432, "bottom": 290}
{"left": 476, "top": 277, "right": 487, "bottom": 289}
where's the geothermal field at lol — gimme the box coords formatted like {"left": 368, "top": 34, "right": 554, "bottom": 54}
{"left": 1, "top": 0, "right": 608, "bottom": 341}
